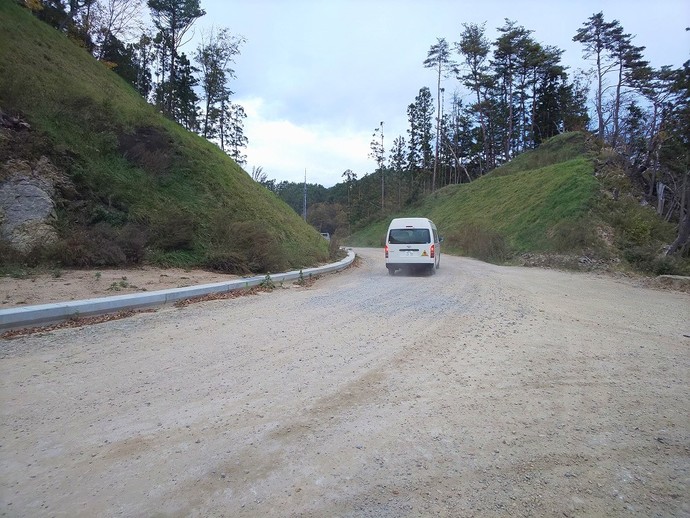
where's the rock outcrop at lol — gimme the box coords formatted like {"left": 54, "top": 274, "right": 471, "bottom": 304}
{"left": 0, "top": 157, "right": 61, "bottom": 254}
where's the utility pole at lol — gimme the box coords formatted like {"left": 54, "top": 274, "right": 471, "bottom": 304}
{"left": 380, "top": 121, "right": 384, "bottom": 211}
{"left": 440, "top": 87, "right": 445, "bottom": 187}
{"left": 302, "top": 169, "right": 307, "bottom": 221}
{"left": 369, "top": 122, "right": 385, "bottom": 212}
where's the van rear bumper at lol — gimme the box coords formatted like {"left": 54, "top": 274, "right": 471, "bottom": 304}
{"left": 386, "top": 258, "right": 435, "bottom": 267}
{"left": 385, "top": 252, "right": 435, "bottom": 266}
{"left": 386, "top": 256, "right": 436, "bottom": 268}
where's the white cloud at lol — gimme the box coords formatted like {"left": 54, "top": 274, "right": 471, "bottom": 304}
{"left": 238, "top": 97, "right": 373, "bottom": 187}
{"left": 210, "top": 0, "right": 690, "bottom": 188}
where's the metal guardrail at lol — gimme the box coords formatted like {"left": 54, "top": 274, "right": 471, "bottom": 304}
{"left": 0, "top": 249, "right": 356, "bottom": 331}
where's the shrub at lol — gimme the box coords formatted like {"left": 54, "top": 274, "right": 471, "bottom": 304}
{"left": 51, "top": 222, "right": 126, "bottom": 267}
{"left": 446, "top": 223, "right": 511, "bottom": 263}
{"left": 548, "top": 219, "right": 598, "bottom": 252}
{"left": 5, "top": 238, "right": 60, "bottom": 268}
{"left": 206, "top": 210, "right": 288, "bottom": 274}
{"left": 0, "top": 240, "right": 24, "bottom": 266}
{"left": 88, "top": 205, "right": 128, "bottom": 226}
{"left": 149, "top": 208, "right": 197, "bottom": 251}
{"left": 116, "top": 223, "right": 148, "bottom": 264}
{"left": 203, "top": 250, "right": 252, "bottom": 275}
{"left": 259, "top": 273, "right": 275, "bottom": 290}
{"left": 328, "top": 233, "right": 347, "bottom": 261}
{"left": 118, "top": 126, "right": 173, "bottom": 177}
{"left": 242, "top": 225, "right": 286, "bottom": 272}
{"left": 623, "top": 246, "right": 690, "bottom": 276}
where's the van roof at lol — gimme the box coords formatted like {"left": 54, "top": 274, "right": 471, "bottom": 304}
{"left": 388, "top": 217, "right": 434, "bottom": 227}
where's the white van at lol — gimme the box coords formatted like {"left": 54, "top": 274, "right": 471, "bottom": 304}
{"left": 385, "top": 217, "right": 441, "bottom": 275}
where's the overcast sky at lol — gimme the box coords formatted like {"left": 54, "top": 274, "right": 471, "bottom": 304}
{"left": 192, "top": 0, "right": 690, "bottom": 187}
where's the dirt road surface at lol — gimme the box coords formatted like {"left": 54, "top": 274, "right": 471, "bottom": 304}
{"left": 1, "top": 248, "right": 688, "bottom": 517}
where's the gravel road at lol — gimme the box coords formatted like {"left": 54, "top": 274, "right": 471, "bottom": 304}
{"left": 1, "top": 248, "right": 688, "bottom": 517}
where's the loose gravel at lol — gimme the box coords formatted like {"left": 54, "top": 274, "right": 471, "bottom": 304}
{"left": 1, "top": 248, "right": 688, "bottom": 517}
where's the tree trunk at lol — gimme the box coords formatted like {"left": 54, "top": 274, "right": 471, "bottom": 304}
{"left": 473, "top": 71, "right": 490, "bottom": 173}
{"left": 505, "top": 61, "right": 513, "bottom": 161}
{"left": 596, "top": 50, "right": 605, "bottom": 140}
{"left": 168, "top": 11, "right": 177, "bottom": 116}
{"left": 657, "top": 182, "right": 666, "bottom": 215}
{"left": 666, "top": 171, "right": 689, "bottom": 256}
{"left": 433, "top": 63, "right": 441, "bottom": 192}
{"left": 443, "top": 137, "right": 472, "bottom": 183}
{"left": 611, "top": 60, "right": 623, "bottom": 148}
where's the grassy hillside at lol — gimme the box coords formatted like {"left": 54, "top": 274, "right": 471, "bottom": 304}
{"left": 0, "top": 2, "right": 328, "bottom": 273}
{"left": 348, "top": 133, "right": 597, "bottom": 252}
{"left": 348, "top": 132, "right": 686, "bottom": 274}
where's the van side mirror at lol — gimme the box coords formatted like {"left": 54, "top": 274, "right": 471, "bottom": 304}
{"left": 439, "top": 236, "right": 444, "bottom": 243}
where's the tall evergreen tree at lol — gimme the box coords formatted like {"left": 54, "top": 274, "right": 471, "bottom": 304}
{"left": 446, "top": 92, "right": 474, "bottom": 182}
{"left": 221, "top": 101, "right": 248, "bottom": 165}
{"left": 195, "top": 28, "right": 244, "bottom": 139}
{"left": 132, "top": 32, "right": 154, "bottom": 99}
{"left": 388, "top": 136, "right": 407, "bottom": 208}
{"left": 493, "top": 19, "right": 533, "bottom": 161}
{"left": 525, "top": 44, "right": 564, "bottom": 146}
{"left": 407, "top": 87, "right": 434, "bottom": 191}
{"left": 406, "top": 101, "right": 421, "bottom": 179}
{"left": 573, "top": 12, "right": 618, "bottom": 141}
{"left": 455, "top": 23, "right": 494, "bottom": 171}
{"left": 662, "top": 59, "right": 690, "bottom": 255}
{"left": 147, "top": 0, "right": 205, "bottom": 117}
{"left": 606, "top": 24, "right": 647, "bottom": 148}
{"left": 423, "top": 37, "right": 455, "bottom": 191}
{"left": 619, "top": 100, "right": 649, "bottom": 168}
{"left": 172, "top": 52, "right": 199, "bottom": 131}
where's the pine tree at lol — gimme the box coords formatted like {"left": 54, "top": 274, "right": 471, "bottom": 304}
{"left": 455, "top": 23, "right": 494, "bottom": 171}
{"left": 173, "top": 52, "right": 199, "bottom": 131}
{"left": 493, "top": 19, "right": 533, "bottom": 161}
{"left": 606, "top": 24, "right": 647, "bottom": 148}
{"left": 423, "top": 38, "right": 455, "bottom": 191}
{"left": 407, "top": 88, "right": 434, "bottom": 193}
{"left": 147, "top": 0, "right": 205, "bottom": 117}
{"left": 195, "top": 28, "right": 244, "bottom": 140}
{"left": 221, "top": 101, "right": 248, "bottom": 165}
{"left": 388, "top": 136, "right": 407, "bottom": 209}
{"left": 573, "top": 12, "right": 618, "bottom": 141}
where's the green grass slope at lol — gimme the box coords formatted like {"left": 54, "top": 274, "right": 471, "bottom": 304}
{"left": 349, "top": 132, "right": 600, "bottom": 262}
{"left": 0, "top": 2, "right": 328, "bottom": 273}
{"left": 488, "top": 131, "right": 592, "bottom": 177}
{"left": 349, "top": 131, "right": 687, "bottom": 274}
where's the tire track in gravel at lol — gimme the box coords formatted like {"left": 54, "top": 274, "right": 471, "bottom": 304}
{"left": 1, "top": 247, "right": 688, "bottom": 517}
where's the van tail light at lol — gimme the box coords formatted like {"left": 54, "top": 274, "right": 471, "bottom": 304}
{"left": 385, "top": 245, "right": 389, "bottom": 258}
{"left": 430, "top": 244, "right": 435, "bottom": 258}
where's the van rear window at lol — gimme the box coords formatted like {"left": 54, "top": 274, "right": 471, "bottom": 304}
{"left": 388, "top": 228, "right": 431, "bottom": 244}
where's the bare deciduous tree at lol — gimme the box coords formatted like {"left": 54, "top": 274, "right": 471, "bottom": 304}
{"left": 93, "top": 0, "right": 146, "bottom": 59}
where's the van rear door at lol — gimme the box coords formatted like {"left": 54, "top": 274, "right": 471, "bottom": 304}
{"left": 386, "top": 225, "right": 434, "bottom": 267}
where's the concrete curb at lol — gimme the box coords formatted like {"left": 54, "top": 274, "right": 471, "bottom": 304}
{"left": 0, "top": 249, "right": 356, "bottom": 331}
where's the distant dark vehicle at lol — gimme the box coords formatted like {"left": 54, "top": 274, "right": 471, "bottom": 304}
{"left": 320, "top": 232, "right": 331, "bottom": 242}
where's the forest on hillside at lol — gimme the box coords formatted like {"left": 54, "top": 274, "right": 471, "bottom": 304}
{"left": 264, "top": 16, "right": 688, "bottom": 256}
{"left": 19, "top": 1, "right": 690, "bottom": 257}
{"left": 24, "top": 0, "right": 249, "bottom": 164}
